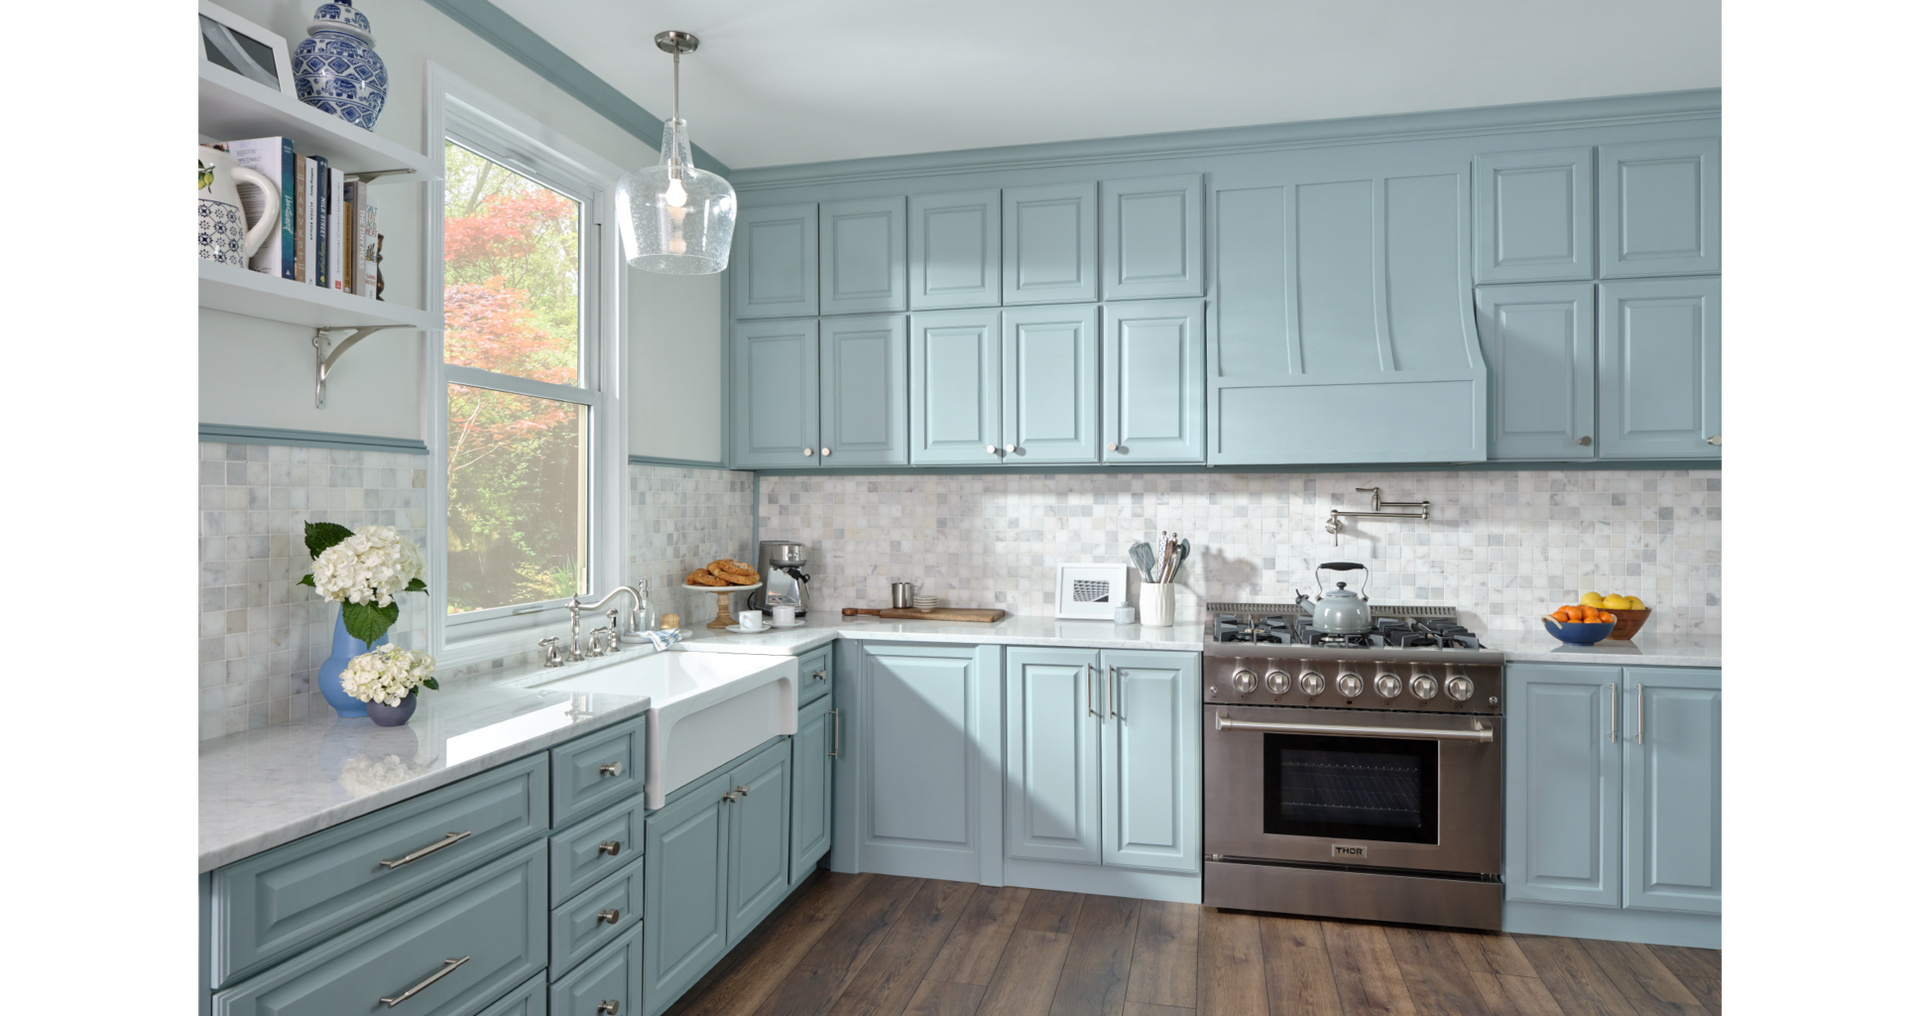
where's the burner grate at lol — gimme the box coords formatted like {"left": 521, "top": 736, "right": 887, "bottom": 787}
{"left": 1207, "top": 602, "right": 1457, "bottom": 621}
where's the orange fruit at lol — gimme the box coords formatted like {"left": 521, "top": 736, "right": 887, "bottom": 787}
{"left": 1551, "top": 608, "right": 1571, "bottom": 622}
{"left": 1598, "top": 611, "right": 1616, "bottom": 623}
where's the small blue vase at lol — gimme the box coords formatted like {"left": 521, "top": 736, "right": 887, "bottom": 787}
{"left": 317, "top": 608, "right": 388, "bottom": 718}
{"left": 293, "top": 1, "right": 388, "bottom": 130}
{"left": 366, "top": 691, "right": 417, "bottom": 727}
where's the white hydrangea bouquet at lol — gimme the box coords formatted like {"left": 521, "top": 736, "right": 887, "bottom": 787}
{"left": 340, "top": 644, "right": 440, "bottom": 706}
{"left": 299, "top": 522, "right": 430, "bottom": 644}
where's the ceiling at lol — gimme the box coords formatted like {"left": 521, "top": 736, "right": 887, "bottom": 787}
{"left": 489, "top": 0, "right": 1721, "bottom": 170}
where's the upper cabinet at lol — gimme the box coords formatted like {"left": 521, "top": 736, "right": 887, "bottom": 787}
{"left": 1476, "top": 282, "right": 1597, "bottom": 460}
{"left": 1598, "top": 277, "right": 1721, "bottom": 459}
{"left": 1473, "top": 147, "right": 1595, "bottom": 284}
{"left": 909, "top": 190, "right": 1002, "bottom": 309}
{"left": 1104, "top": 300, "right": 1206, "bottom": 463}
{"left": 1101, "top": 175, "right": 1204, "bottom": 301}
{"left": 1003, "top": 183, "right": 1098, "bottom": 304}
{"left": 1599, "top": 139, "right": 1720, "bottom": 278}
{"left": 1002, "top": 305, "right": 1101, "bottom": 465}
{"left": 732, "top": 315, "right": 908, "bottom": 469}
{"left": 732, "top": 203, "right": 818, "bottom": 319}
{"left": 820, "top": 197, "right": 907, "bottom": 314}
{"left": 910, "top": 308, "right": 1004, "bottom": 465}
{"left": 730, "top": 318, "right": 821, "bottom": 467}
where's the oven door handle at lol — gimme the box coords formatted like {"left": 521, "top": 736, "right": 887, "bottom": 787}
{"left": 1213, "top": 710, "right": 1494, "bottom": 743}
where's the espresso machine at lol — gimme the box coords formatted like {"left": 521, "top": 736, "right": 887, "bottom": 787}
{"left": 750, "top": 540, "right": 812, "bottom": 617}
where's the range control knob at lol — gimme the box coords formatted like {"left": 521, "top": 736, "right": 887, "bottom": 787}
{"left": 1335, "top": 673, "right": 1364, "bottom": 698}
{"left": 1409, "top": 674, "right": 1439, "bottom": 700}
{"left": 1231, "top": 669, "right": 1258, "bottom": 694}
{"left": 1298, "top": 671, "right": 1326, "bottom": 697}
{"left": 1446, "top": 676, "right": 1475, "bottom": 702}
{"left": 1374, "top": 673, "right": 1403, "bottom": 699}
{"left": 1264, "top": 670, "right": 1291, "bottom": 695}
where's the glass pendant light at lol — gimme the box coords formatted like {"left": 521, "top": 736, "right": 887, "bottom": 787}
{"left": 615, "top": 31, "right": 735, "bottom": 275}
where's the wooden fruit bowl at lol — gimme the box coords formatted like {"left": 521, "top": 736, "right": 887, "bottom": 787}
{"left": 1605, "top": 608, "right": 1651, "bottom": 641}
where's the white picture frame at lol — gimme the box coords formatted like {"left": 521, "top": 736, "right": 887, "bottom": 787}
{"left": 198, "top": 0, "right": 296, "bottom": 98}
{"left": 1055, "top": 563, "right": 1130, "bottom": 620}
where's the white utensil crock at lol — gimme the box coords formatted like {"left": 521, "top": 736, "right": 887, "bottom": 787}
{"left": 1139, "top": 582, "right": 1176, "bottom": 627}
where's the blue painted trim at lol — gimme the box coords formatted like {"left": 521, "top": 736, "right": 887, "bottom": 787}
{"left": 731, "top": 89, "right": 1720, "bottom": 190}
{"left": 1502, "top": 900, "right": 1720, "bottom": 949}
{"left": 627, "top": 454, "right": 731, "bottom": 470}
{"left": 199, "top": 423, "right": 430, "bottom": 455}
{"left": 422, "top": 0, "right": 730, "bottom": 176}
{"left": 750, "top": 460, "right": 1721, "bottom": 478}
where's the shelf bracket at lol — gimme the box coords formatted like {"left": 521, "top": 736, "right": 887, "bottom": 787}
{"left": 342, "top": 168, "right": 417, "bottom": 184}
{"left": 313, "top": 325, "right": 410, "bottom": 408}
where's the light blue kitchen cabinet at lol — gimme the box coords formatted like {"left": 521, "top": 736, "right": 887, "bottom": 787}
{"left": 909, "top": 308, "right": 1004, "bottom": 465}
{"left": 1104, "top": 298, "right": 1205, "bottom": 463}
{"left": 477, "top": 974, "right": 547, "bottom": 1016}
{"left": 1002, "top": 304, "right": 1102, "bottom": 465}
{"left": 791, "top": 693, "right": 836, "bottom": 881}
{"left": 1100, "top": 651, "right": 1200, "bottom": 872}
{"left": 548, "top": 865, "right": 637, "bottom": 980}
{"left": 732, "top": 203, "right": 818, "bottom": 319}
{"left": 641, "top": 770, "right": 729, "bottom": 1016}
{"left": 549, "top": 922, "right": 639, "bottom": 1016}
{"left": 730, "top": 318, "right": 821, "bottom": 468}
{"left": 1004, "top": 647, "right": 1104, "bottom": 864}
{"left": 548, "top": 795, "right": 641, "bottom": 906}
{"left": 550, "top": 716, "right": 646, "bottom": 829}
{"left": 1102, "top": 174, "right": 1204, "bottom": 300}
{"left": 1506, "top": 664, "right": 1623, "bottom": 908}
{"left": 1475, "top": 282, "right": 1597, "bottom": 460}
{"left": 1598, "top": 277, "right": 1720, "bottom": 459}
{"left": 820, "top": 197, "right": 907, "bottom": 314}
{"left": 819, "top": 314, "right": 909, "bottom": 466}
{"left": 724, "top": 740, "right": 793, "bottom": 945}
{"left": 909, "top": 189, "right": 1001, "bottom": 309}
{"left": 1599, "top": 138, "right": 1720, "bottom": 278}
{"left": 1003, "top": 182, "right": 1098, "bottom": 305}
{"left": 1623, "top": 667, "right": 1722, "bottom": 915}
{"left": 1473, "top": 147, "right": 1595, "bottom": 283}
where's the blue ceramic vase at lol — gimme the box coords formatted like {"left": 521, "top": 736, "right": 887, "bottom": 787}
{"left": 366, "top": 691, "right": 417, "bottom": 727}
{"left": 317, "top": 608, "right": 388, "bottom": 718}
{"left": 293, "top": 1, "right": 388, "bottom": 130}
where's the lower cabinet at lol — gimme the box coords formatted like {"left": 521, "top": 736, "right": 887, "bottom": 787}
{"left": 550, "top": 923, "right": 640, "bottom": 1016}
{"left": 791, "top": 693, "right": 837, "bottom": 880}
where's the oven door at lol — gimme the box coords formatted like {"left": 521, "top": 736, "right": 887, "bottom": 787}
{"left": 1204, "top": 704, "right": 1502, "bottom": 875}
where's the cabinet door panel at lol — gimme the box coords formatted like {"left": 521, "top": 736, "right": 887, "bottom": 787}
{"left": 642, "top": 771, "right": 730, "bottom": 1014}
{"left": 820, "top": 314, "right": 908, "bottom": 466}
{"left": 821, "top": 196, "right": 907, "bottom": 314}
{"left": 726, "top": 740, "right": 793, "bottom": 943}
{"left": 910, "top": 189, "right": 1001, "bottom": 309}
{"left": 791, "top": 694, "right": 835, "bottom": 881}
{"left": 1002, "top": 305, "right": 1100, "bottom": 464}
{"left": 1102, "top": 174, "right": 1204, "bottom": 300}
{"left": 1598, "top": 277, "right": 1720, "bottom": 459}
{"left": 1103, "top": 299, "right": 1205, "bottom": 463}
{"left": 1212, "top": 184, "right": 1289, "bottom": 378}
{"left": 1476, "top": 282, "right": 1596, "bottom": 460}
{"left": 1004, "top": 647, "right": 1103, "bottom": 864}
{"left": 550, "top": 716, "right": 646, "bottom": 829}
{"left": 733, "top": 203, "right": 818, "bottom": 318}
{"left": 548, "top": 796, "right": 642, "bottom": 906}
{"left": 910, "top": 309, "right": 1004, "bottom": 464}
{"left": 549, "top": 924, "right": 639, "bottom": 1016}
{"left": 1624, "top": 668, "right": 1721, "bottom": 915}
{"left": 1004, "top": 182, "right": 1098, "bottom": 304}
{"left": 1101, "top": 650, "right": 1200, "bottom": 873}
{"left": 1474, "top": 147, "right": 1594, "bottom": 283}
{"left": 731, "top": 318, "right": 822, "bottom": 468}
{"left": 1505, "top": 664, "right": 1622, "bottom": 908}
{"left": 1600, "top": 139, "right": 1720, "bottom": 277}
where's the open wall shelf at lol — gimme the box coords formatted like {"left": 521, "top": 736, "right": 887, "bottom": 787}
{"left": 198, "top": 61, "right": 437, "bottom": 178}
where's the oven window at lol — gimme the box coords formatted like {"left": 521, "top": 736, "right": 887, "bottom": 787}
{"left": 1262, "top": 734, "right": 1439, "bottom": 844}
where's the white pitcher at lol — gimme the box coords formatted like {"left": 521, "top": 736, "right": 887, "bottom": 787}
{"left": 198, "top": 145, "right": 279, "bottom": 267}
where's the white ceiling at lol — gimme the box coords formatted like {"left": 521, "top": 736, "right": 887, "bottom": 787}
{"left": 490, "top": 0, "right": 1721, "bottom": 170}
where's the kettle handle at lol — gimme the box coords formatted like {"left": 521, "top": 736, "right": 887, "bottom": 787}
{"left": 1316, "top": 561, "right": 1369, "bottom": 600}
{"left": 228, "top": 164, "right": 281, "bottom": 259}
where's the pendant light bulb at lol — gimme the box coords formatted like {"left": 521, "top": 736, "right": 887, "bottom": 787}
{"left": 664, "top": 176, "right": 688, "bottom": 208}
{"left": 614, "top": 31, "right": 735, "bottom": 274}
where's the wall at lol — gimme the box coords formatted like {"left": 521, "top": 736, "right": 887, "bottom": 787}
{"left": 626, "top": 464, "right": 756, "bottom": 625}
{"left": 759, "top": 468, "right": 1720, "bottom": 636}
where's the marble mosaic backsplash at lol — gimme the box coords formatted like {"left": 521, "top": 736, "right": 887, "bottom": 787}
{"left": 758, "top": 469, "right": 1721, "bottom": 636}
{"left": 626, "top": 463, "right": 756, "bottom": 626}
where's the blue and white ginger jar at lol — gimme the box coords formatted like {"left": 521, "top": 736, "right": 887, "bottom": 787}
{"left": 293, "top": 0, "right": 388, "bottom": 130}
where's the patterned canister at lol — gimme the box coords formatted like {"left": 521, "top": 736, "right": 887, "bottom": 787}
{"left": 293, "top": 0, "right": 388, "bottom": 129}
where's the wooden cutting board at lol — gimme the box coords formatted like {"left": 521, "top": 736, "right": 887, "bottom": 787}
{"left": 841, "top": 607, "right": 1007, "bottom": 623}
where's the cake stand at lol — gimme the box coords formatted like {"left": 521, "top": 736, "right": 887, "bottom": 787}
{"left": 681, "top": 582, "right": 762, "bottom": 630}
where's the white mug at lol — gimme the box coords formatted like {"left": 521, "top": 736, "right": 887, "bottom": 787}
{"left": 771, "top": 605, "right": 797, "bottom": 627}
{"left": 738, "top": 609, "right": 765, "bottom": 631}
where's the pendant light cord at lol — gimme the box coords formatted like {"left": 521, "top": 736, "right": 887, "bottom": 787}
{"left": 669, "top": 39, "right": 683, "bottom": 178}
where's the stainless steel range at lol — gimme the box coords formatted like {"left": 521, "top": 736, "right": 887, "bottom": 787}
{"left": 1201, "top": 601, "right": 1506, "bottom": 930}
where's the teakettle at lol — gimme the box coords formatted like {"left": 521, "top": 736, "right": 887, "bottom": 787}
{"left": 198, "top": 145, "right": 280, "bottom": 267}
{"left": 1295, "top": 562, "right": 1372, "bottom": 634}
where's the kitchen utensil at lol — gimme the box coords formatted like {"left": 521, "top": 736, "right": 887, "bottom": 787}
{"left": 891, "top": 582, "right": 915, "bottom": 608}
{"left": 1543, "top": 618, "right": 1616, "bottom": 646}
{"left": 1129, "top": 542, "right": 1157, "bottom": 577}
{"left": 198, "top": 144, "right": 280, "bottom": 267}
{"left": 682, "top": 581, "right": 761, "bottom": 630}
{"left": 1140, "top": 582, "right": 1176, "bottom": 627}
{"left": 841, "top": 606, "right": 1008, "bottom": 623}
{"left": 1294, "top": 562, "right": 1372, "bottom": 634}
{"left": 1171, "top": 539, "right": 1190, "bottom": 580}
{"left": 1603, "top": 607, "right": 1652, "bottom": 641}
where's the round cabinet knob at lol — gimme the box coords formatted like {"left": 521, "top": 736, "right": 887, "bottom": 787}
{"left": 986, "top": 444, "right": 998, "bottom": 454}
{"left": 802, "top": 447, "right": 814, "bottom": 457}
{"left": 596, "top": 908, "right": 621, "bottom": 925}
{"left": 1108, "top": 442, "right": 1119, "bottom": 452}
{"left": 1374, "top": 673, "right": 1403, "bottom": 699}
{"left": 1707, "top": 435, "right": 1723, "bottom": 446}
{"left": 822, "top": 447, "right": 832, "bottom": 456}
{"left": 1230, "top": 669, "right": 1258, "bottom": 694}
{"left": 1446, "top": 676, "right": 1475, "bottom": 702}
{"left": 598, "top": 1002, "right": 621, "bottom": 1016}
{"left": 1298, "top": 672, "right": 1326, "bottom": 697}
{"left": 1578, "top": 436, "right": 1592, "bottom": 446}
{"left": 1264, "top": 670, "right": 1291, "bottom": 695}
{"left": 1409, "top": 674, "right": 1439, "bottom": 700}
{"left": 1335, "top": 673, "right": 1364, "bottom": 698}
{"left": 597, "top": 840, "right": 622, "bottom": 857}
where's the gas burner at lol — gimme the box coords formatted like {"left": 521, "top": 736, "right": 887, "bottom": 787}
{"left": 1295, "top": 625, "right": 1386, "bottom": 649}
{"left": 1211, "top": 614, "right": 1292, "bottom": 645}
{"left": 1207, "top": 604, "right": 1488, "bottom": 653}
{"left": 1376, "top": 617, "right": 1483, "bottom": 650}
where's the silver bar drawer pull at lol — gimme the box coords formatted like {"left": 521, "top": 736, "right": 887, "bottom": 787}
{"left": 829, "top": 709, "right": 840, "bottom": 758}
{"left": 1214, "top": 711, "right": 1494, "bottom": 743}
{"left": 599, "top": 761, "right": 624, "bottom": 777}
{"left": 379, "top": 830, "right": 472, "bottom": 870}
{"left": 379, "top": 956, "right": 469, "bottom": 1007}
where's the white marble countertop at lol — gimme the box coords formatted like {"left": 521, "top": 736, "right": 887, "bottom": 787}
{"left": 1487, "top": 627, "right": 1721, "bottom": 667}
{"left": 674, "top": 613, "right": 1208, "bottom": 654}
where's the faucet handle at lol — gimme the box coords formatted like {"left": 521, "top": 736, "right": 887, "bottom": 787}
{"left": 539, "top": 637, "right": 563, "bottom": 668}
{"left": 588, "top": 626, "right": 610, "bottom": 657}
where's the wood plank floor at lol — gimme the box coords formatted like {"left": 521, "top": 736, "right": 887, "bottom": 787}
{"left": 663, "top": 873, "right": 1722, "bottom": 1016}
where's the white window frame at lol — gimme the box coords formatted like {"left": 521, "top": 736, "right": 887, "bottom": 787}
{"left": 425, "top": 64, "right": 628, "bottom": 666}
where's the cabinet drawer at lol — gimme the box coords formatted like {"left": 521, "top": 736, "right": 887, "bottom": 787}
{"left": 550, "top": 923, "right": 641, "bottom": 1016}
{"left": 552, "top": 717, "right": 646, "bottom": 828}
{"left": 477, "top": 973, "right": 548, "bottom": 1016}
{"left": 211, "top": 754, "right": 548, "bottom": 987}
{"left": 798, "top": 646, "right": 834, "bottom": 706}
{"left": 551, "top": 796, "right": 643, "bottom": 905}
{"left": 212, "top": 839, "right": 546, "bottom": 1016}
{"left": 551, "top": 864, "right": 640, "bottom": 979}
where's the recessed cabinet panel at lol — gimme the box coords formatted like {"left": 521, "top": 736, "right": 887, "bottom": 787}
{"left": 1295, "top": 179, "right": 1381, "bottom": 374}
{"left": 730, "top": 318, "right": 821, "bottom": 468}
{"left": 910, "top": 189, "right": 1001, "bottom": 309}
{"left": 1474, "top": 147, "right": 1595, "bottom": 283}
{"left": 1476, "top": 282, "right": 1597, "bottom": 460}
{"left": 1624, "top": 668, "right": 1721, "bottom": 915}
{"left": 1505, "top": 665, "right": 1622, "bottom": 908}
{"left": 820, "top": 314, "right": 908, "bottom": 466}
{"left": 1212, "top": 185, "right": 1289, "bottom": 378}
{"left": 791, "top": 694, "right": 835, "bottom": 881}
{"left": 821, "top": 196, "right": 907, "bottom": 314}
{"left": 1101, "top": 651, "right": 1200, "bottom": 873}
{"left": 910, "top": 309, "right": 1003, "bottom": 465}
{"left": 732, "top": 203, "right": 818, "bottom": 318}
{"left": 1598, "top": 278, "right": 1720, "bottom": 459}
{"left": 642, "top": 772, "right": 730, "bottom": 1016}
{"left": 1102, "top": 174, "right": 1204, "bottom": 300}
{"left": 1103, "top": 299, "right": 1205, "bottom": 463}
{"left": 1002, "top": 305, "right": 1100, "bottom": 464}
{"left": 725, "top": 741, "right": 792, "bottom": 944}
{"left": 1600, "top": 139, "right": 1720, "bottom": 277}
{"left": 1383, "top": 170, "right": 1476, "bottom": 372}
{"left": 1004, "top": 182, "right": 1098, "bottom": 304}
{"left": 1213, "top": 377, "right": 1484, "bottom": 465}
{"left": 1004, "top": 648, "right": 1103, "bottom": 865}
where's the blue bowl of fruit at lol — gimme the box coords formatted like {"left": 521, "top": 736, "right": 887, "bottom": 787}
{"left": 1543, "top": 604, "right": 1616, "bottom": 645}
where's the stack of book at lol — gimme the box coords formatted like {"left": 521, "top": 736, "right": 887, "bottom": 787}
{"left": 218, "top": 136, "right": 381, "bottom": 300}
